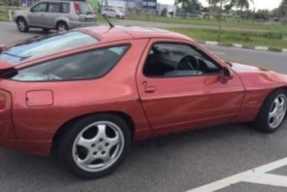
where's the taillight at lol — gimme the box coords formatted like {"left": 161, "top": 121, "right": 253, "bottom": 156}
{"left": 74, "top": 2, "right": 81, "bottom": 15}
{"left": 0, "top": 90, "right": 9, "bottom": 110}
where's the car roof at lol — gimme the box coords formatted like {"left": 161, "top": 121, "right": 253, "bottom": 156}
{"left": 80, "top": 26, "right": 193, "bottom": 43}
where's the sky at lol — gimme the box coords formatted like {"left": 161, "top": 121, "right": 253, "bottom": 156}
{"left": 158, "top": 0, "right": 283, "bottom": 10}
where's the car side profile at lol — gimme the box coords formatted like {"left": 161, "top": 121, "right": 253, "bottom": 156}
{"left": 101, "top": 7, "right": 126, "bottom": 19}
{"left": 14, "top": 0, "right": 96, "bottom": 32}
{"left": 0, "top": 26, "right": 286, "bottom": 178}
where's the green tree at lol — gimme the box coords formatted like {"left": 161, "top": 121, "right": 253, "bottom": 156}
{"left": 232, "top": 0, "right": 254, "bottom": 18}
{"left": 176, "top": 0, "right": 201, "bottom": 17}
{"left": 207, "top": 0, "right": 231, "bottom": 41}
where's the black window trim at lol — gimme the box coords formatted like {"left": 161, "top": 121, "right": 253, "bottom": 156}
{"left": 143, "top": 41, "right": 223, "bottom": 79}
{"left": 31, "top": 2, "right": 48, "bottom": 13}
{"left": 47, "top": 2, "right": 70, "bottom": 13}
{"left": 47, "top": 2, "right": 62, "bottom": 13}
{"left": 11, "top": 43, "right": 131, "bottom": 83}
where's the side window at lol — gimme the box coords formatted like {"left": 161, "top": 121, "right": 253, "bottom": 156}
{"left": 143, "top": 42, "right": 221, "bottom": 77}
{"left": 31, "top": 3, "right": 48, "bottom": 13}
{"left": 12, "top": 45, "right": 129, "bottom": 82}
{"left": 48, "top": 3, "right": 61, "bottom": 13}
{"left": 62, "top": 3, "right": 70, "bottom": 13}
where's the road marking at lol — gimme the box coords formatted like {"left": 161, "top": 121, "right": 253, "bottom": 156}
{"left": 186, "top": 157, "right": 287, "bottom": 192}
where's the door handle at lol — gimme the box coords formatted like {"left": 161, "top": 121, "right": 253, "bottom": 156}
{"left": 143, "top": 82, "right": 156, "bottom": 93}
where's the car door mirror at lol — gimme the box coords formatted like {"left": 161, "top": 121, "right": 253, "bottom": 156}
{"left": 219, "top": 67, "right": 232, "bottom": 82}
{"left": 0, "top": 44, "right": 7, "bottom": 53}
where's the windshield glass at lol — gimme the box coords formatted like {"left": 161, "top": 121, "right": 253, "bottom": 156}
{"left": 0, "top": 32, "right": 97, "bottom": 65}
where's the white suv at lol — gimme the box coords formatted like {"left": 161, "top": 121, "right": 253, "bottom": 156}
{"left": 101, "top": 7, "right": 126, "bottom": 19}
{"left": 14, "top": 0, "right": 97, "bottom": 32}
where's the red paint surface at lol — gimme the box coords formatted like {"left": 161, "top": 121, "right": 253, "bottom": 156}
{"left": 0, "top": 26, "right": 286, "bottom": 156}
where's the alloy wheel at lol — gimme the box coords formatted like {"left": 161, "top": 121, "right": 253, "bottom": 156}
{"left": 72, "top": 121, "right": 125, "bottom": 173}
{"left": 268, "top": 94, "right": 287, "bottom": 129}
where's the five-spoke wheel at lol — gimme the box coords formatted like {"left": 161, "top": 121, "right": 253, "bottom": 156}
{"left": 255, "top": 89, "right": 287, "bottom": 133}
{"left": 57, "top": 114, "right": 131, "bottom": 178}
{"left": 73, "top": 121, "right": 124, "bottom": 173}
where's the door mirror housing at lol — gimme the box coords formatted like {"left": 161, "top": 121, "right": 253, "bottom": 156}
{"left": 219, "top": 67, "right": 232, "bottom": 82}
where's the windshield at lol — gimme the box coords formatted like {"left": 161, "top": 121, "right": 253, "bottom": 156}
{"left": 0, "top": 32, "right": 97, "bottom": 65}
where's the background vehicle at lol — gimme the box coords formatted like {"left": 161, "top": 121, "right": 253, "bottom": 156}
{"left": 101, "top": 7, "right": 126, "bottom": 19}
{"left": 14, "top": 0, "right": 97, "bottom": 32}
{"left": 0, "top": 26, "right": 286, "bottom": 178}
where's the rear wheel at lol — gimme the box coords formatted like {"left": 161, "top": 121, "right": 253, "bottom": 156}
{"left": 16, "top": 18, "right": 29, "bottom": 32}
{"left": 56, "top": 22, "right": 68, "bottom": 32}
{"left": 57, "top": 114, "right": 132, "bottom": 178}
{"left": 255, "top": 89, "right": 287, "bottom": 133}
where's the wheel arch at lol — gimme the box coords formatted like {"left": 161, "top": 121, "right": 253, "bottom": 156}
{"left": 56, "top": 19, "right": 69, "bottom": 28}
{"left": 15, "top": 16, "right": 27, "bottom": 23}
{"left": 51, "top": 111, "right": 135, "bottom": 155}
{"left": 256, "top": 86, "right": 287, "bottom": 117}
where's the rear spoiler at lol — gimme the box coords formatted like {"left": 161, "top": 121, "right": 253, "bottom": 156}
{"left": 0, "top": 61, "right": 18, "bottom": 78}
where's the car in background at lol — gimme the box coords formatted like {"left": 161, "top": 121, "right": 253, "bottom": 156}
{"left": 101, "top": 7, "right": 126, "bottom": 19}
{"left": 14, "top": 0, "right": 97, "bottom": 32}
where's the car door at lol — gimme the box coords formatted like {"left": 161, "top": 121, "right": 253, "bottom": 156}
{"left": 28, "top": 2, "right": 48, "bottom": 27}
{"left": 45, "top": 2, "right": 63, "bottom": 28}
{"left": 137, "top": 39, "right": 245, "bottom": 135}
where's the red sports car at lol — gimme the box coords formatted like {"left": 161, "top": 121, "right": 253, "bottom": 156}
{"left": 0, "top": 26, "right": 286, "bottom": 178}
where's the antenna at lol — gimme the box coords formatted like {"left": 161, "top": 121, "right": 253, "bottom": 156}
{"left": 102, "top": 14, "right": 114, "bottom": 28}
{"left": 97, "top": 2, "right": 114, "bottom": 29}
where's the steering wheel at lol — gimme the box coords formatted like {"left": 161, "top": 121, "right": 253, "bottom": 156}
{"left": 178, "top": 55, "right": 199, "bottom": 71}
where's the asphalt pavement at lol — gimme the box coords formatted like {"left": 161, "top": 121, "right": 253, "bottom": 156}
{"left": 1, "top": 21, "right": 287, "bottom": 192}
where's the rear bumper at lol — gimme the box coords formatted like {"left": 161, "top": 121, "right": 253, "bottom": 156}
{"left": 0, "top": 123, "right": 51, "bottom": 156}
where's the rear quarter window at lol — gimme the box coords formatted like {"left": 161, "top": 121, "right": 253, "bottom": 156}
{"left": 0, "top": 31, "right": 98, "bottom": 64}
{"left": 12, "top": 45, "right": 129, "bottom": 82}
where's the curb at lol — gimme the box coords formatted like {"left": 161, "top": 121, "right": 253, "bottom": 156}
{"left": 203, "top": 41, "right": 286, "bottom": 53}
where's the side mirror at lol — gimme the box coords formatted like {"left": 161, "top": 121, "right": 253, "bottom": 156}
{"left": 219, "top": 67, "right": 232, "bottom": 83}
{"left": 0, "top": 44, "right": 7, "bottom": 53}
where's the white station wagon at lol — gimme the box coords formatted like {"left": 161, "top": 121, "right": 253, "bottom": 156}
{"left": 14, "top": 0, "right": 97, "bottom": 32}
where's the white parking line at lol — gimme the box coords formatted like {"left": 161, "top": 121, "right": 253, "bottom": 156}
{"left": 186, "top": 157, "right": 287, "bottom": 192}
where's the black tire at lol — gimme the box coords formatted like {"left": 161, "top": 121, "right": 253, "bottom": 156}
{"left": 56, "top": 114, "right": 132, "bottom": 179}
{"left": 42, "top": 28, "right": 50, "bottom": 33}
{"left": 56, "top": 21, "right": 68, "bottom": 32}
{"left": 16, "top": 18, "right": 29, "bottom": 32}
{"left": 254, "top": 89, "right": 287, "bottom": 133}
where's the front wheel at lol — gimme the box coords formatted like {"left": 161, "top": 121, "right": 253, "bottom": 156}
{"left": 57, "top": 114, "right": 132, "bottom": 178}
{"left": 16, "top": 18, "right": 29, "bottom": 32}
{"left": 255, "top": 89, "right": 287, "bottom": 133}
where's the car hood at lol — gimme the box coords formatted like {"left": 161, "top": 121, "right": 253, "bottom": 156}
{"left": 230, "top": 62, "right": 287, "bottom": 89}
{"left": 230, "top": 62, "right": 270, "bottom": 73}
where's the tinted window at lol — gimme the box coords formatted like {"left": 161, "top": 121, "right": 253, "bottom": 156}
{"left": 0, "top": 32, "right": 97, "bottom": 64}
{"left": 31, "top": 3, "right": 48, "bottom": 12}
{"left": 62, "top": 3, "right": 70, "bottom": 13}
{"left": 143, "top": 43, "right": 220, "bottom": 77}
{"left": 12, "top": 45, "right": 129, "bottom": 81}
{"left": 48, "top": 3, "right": 61, "bottom": 13}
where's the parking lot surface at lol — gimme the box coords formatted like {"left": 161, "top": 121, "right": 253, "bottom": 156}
{"left": 1, "top": 21, "right": 287, "bottom": 192}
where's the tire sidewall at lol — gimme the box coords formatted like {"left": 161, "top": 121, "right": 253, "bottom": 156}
{"left": 17, "top": 18, "right": 28, "bottom": 32}
{"left": 57, "top": 114, "right": 132, "bottom": 178}
{"left": 256, "top": 89, "right": 287, "bottom": 133}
